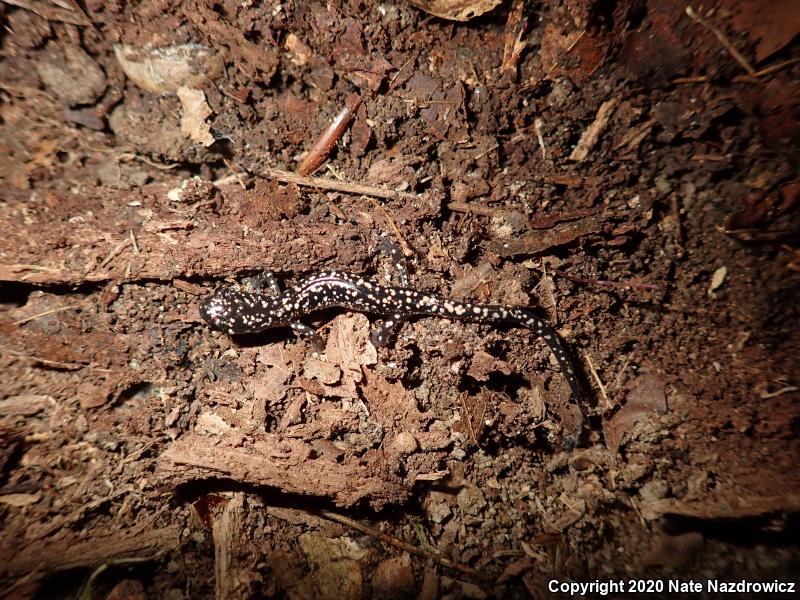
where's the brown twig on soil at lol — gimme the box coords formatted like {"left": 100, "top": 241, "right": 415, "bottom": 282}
{"left": 367, "top": 197, "right": 413, "bottom": 258}
{"left": 534, "top": 117, "right": 547, "bottom": 159}
{"left": 317, "top": 509, "right": 489, "bottom": 581}
{"left": 117, "top": 152, "right": 180, "bottom": 170}
{"left": 222, "top": 158, "right": 248, "bottom": 190}
{"left": 584, "top": 354, "right": 609, "bottom": 410}
{"left": 298, "top": 95, "right": 363, "bottom": 176}
{"left": 760, "top": 386, "right": 799, "bottom": 399}
{"left": 459, "top": 392, "right": 479, "bottom": 447}
{"left": 129, "top": 229, "right": 139, "bottom": 254}
{"left": 258, "top": 166, "right": 419, "bottom": 202}
{"left": 4, "top": 527, "right": 180, "bottom": 579}
{"left": 675, "top": 56, "right": 800, "bottom": 83}
{"left": 13, "top": 305, "right": 78, "bottom": 326}
{"left": 540, "top": 262, "right": 558, "bottom": 323}
{"left": 3, "top": 346, "right": 84, "bottom": 370}
{"left": 685, "top": 5, "right": 756, "bottom": 76}
{"left": 749, "top": 57, "right": 800, "bottom": 78}
{"left": 96, "top": 237, "right": 132, "bottom": 271}
{"left": 568, "top": 98, "right": 619, "bottom": 162}
{"left": 670, "top": 193, "right": 685, "bottom": 255}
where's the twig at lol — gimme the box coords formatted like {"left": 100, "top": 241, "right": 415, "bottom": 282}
{"left": 116, "top": 152, "right": 180, "bottom": 170}
{"left": 568, "top": 98, "right": 619, "bottom": 162}
{"left": 13, "top": 305, "right": 78, "bottom": 326}
{"left": 222, "top": 158, "right": 248, "bottom": 190}
{"left": 129, "top": 229, "right": 139, "bottom": 254}
{"left": 318, "top": 509, "right": 488, "bottom": 581}
{"left": 750, "top": 57, "right": 800, "bottom": 78}
{"left": 212, "top": 172, "right": 251, "bottom": 187}
{"left": 96, "top": 237, "right": 132, "bottom": 270}
{"left": 685, "top": 5, "right": 756, "bottom": 76}
{"left": 258, "top": 167, "right": 419, "bottom": 202}
{"left": 459, "top": 393, "right": 479, "bottom": 447}
{"left": 628, "top": 496, "right": 649, "bottom": 529}
{"left": 4, "top": 346, "right": 84, "bottom": 370}
{"left": 367, "top": 197, "right": 413, "bottom": 258}
{"left": 760, "top": 386, "right": 798, "bottom": 399}
{"left": 670, "top": 193, "right": 685, "bottom": 254}
{"left": 584, "top": 354, "right": 609, "bottom": 410}
{"left": 534, "top": 118, "right": 547, "bottom": 160}
{"left": 540, "top": 262, "right": 558, "bottom": 323}
{"left": 501, "top": 0, "right": 528, "bottom": 75}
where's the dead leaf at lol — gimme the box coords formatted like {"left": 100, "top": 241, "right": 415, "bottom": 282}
{"left": 407, "top": 0, "right": 502, "bottom": 21}
{"left": 114, "top": 43, "right": 222, "bottom": 93}
{"left": 724, "top": 0, "right": 800, "bottom": 62}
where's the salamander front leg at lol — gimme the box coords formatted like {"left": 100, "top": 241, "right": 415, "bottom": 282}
{"left": 290, "top": 321, "right": 325, "bottom": 353}
{"left": 242, "top": 271, "right": 281, "bottom": 295}
{"left": 375, "top": 235, "right": 410, "bottom": 287}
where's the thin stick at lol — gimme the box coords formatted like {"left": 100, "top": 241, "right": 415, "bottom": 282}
{"left": 13, "top": 305, "right": 78, "bottom": 326}
{"left": 685, "top": 6, "right": 756, "bottom": 76}
{"left": 367, "top": 197, "right": 413, "bottom": 258}
{"left": 751, "top": 57, "right": 800, "bottom": 78}
{"left": 760, "top": 386, "right": 798, "bottom": 399}
{"left": 317, "top": 509, "right": 488, "bottom": 581}
{"left": 129, "top": 229, "right": 140, "bottom": 254}
{"left": 585, "top": 354, "right": 609, "bottom": 410}
{"left": 97, "top": 237, "right": 132, "bottom": 270}
{"left": 541, "top": 262, "right": 558, "bottom": 324}
{"left": 258, "top": 167, "right": 419, "bottom": 202}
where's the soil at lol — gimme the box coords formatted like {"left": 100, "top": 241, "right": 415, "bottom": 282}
{"left": 1, "top": 0, "right": 799, "bottom": 598}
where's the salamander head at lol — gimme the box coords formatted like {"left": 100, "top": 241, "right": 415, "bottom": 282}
{"left": 200, "top": 288, "right": 284, "bottom": 335}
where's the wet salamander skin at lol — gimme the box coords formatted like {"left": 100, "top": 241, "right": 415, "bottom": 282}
{"left": 201, "top": 269, "right": 584, "bottom": 441}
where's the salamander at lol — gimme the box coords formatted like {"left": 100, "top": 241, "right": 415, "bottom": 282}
{"left": 200, "top": 269, "right": 586, "bottom": 445}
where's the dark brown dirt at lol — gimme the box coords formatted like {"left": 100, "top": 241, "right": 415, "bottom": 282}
{"left": 1, "top": 0, "right": 798, "bottom": 598}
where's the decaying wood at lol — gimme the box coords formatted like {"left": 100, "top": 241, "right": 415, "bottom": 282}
{"left": 212, "top": 493, "right": 256, "bottom": 600}
{"left": 0, "top": 192, "right": 370, "bottom": 286}
{"left": 157, "top": 432, "right": 411, "bottom": 509}
{"left": 3, "top": 526, "right": 180, "bottom": 578}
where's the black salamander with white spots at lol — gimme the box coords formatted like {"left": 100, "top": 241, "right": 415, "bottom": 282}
{"left": 200, "top": 269, "right": 586, "bottom": 445}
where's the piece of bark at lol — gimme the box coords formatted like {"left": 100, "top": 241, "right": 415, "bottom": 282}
{"left": 157, "top": 432, "right": 410, "bottom": 509}
{"left": 0, "top": 188, "right": 369, "bottom": 285}
{"left": 3, "top": 526, "right": 180, "bottom": 577}
{"left": 639, "top": 491, "right": 800, "bottom": 521}
{"left": 213, "top": 493, "right": 261, "bottom": 600}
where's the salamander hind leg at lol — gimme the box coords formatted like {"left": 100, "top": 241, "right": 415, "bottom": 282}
{"left": 505, "top": 307, "right": 586, "bottom": 447}
{"left": 370, "top": 314, "right": 405, "bottom": 348}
